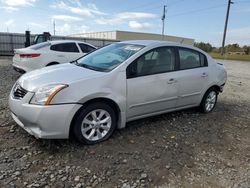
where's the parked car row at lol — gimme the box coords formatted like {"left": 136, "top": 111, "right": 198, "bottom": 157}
{"left": 9, "top": 40, "right": 227, "bottom": 144}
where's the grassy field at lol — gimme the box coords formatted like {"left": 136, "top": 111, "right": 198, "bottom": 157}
{"left": 209, "top": 52, "right": 250, "bottom": 62}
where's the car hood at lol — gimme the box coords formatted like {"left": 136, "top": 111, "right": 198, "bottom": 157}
{"left": 18, "top": 63, "right": 105, "bottom": 91}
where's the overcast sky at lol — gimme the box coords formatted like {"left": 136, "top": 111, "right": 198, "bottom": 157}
{"left": 0, "top": 0, "right": 250, "bottom": 46}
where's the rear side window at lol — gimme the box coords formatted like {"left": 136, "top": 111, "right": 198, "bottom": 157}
{"left": 178, "top": 48, "right": 207, "bottom": 70}
{"left": 50, "top": 43, "right": 79, "bottom": 53}
{"left": 78, "top": 43, "right": 96, "bottom": 53}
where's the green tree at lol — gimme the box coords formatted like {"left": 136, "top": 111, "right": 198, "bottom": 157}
{"left": 225, "top": 43, "right": 241, "bottom": 52}
{"left": 243, "top": 45, "right": 250, "bottom": 55}
{"left": 194, "top": 42, "right": 213, "bottom": 52}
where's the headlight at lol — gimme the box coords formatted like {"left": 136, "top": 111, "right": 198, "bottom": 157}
{"left": 30, "top": 84, "right": 68, "bottom": 105}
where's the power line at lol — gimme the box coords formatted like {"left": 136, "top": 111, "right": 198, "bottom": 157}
{"left": 234, "top": 0, "right": 250, "bottom": 3}
{"left": 168, "top": 0, "right": 186, "bottom": 7}
{"left": 136, "top": 5, "right": 162, "bottom": 12}
{"left": 142, "top": 0, "right": 184, "bottom": 12}
{"left": 167, "top": 3, "right": 227, "bottom": 18}
{"left": 118, "top": 0, "right": 161, "bottom": 12}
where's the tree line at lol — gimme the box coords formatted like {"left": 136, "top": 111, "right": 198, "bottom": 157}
{"left": 194, "top": 42, "right": 250, "bottom": 55}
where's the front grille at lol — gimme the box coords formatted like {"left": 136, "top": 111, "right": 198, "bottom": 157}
{"left": 13, "top": 84, "right": 27, "bottom": 99}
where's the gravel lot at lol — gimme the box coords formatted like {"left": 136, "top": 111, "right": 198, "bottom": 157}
{"left": 0, "top": 57, "right": 249, "bottom": 188}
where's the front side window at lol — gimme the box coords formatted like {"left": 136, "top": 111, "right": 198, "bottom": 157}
{"left": 127, "top": 47, "right": 176, "bottom": 78}
{"left": 179, "top": 48, "right": 207, "bottom": 70}
{"left": 76, "top": 43, "right": 144, "bottom": 72}
{"left": 50, "top": 43, "right": 79, "bottom": 53}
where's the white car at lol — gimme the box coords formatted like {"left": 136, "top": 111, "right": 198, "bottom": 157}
{"left": 9, "top": 40, "right": 227, "bottom": 144}
{"left": 12, "top": 40, "right": 96, "bottom": 73}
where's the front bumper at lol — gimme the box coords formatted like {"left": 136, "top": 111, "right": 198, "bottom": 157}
{"left": 9, "top": 92, "right": 82, "bottom": 139}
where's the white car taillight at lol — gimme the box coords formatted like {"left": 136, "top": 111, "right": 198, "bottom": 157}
{"left": 19, "top": 54, "right": 40, "bottom": 58}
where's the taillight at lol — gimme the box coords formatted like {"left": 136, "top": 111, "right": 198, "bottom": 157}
{"left": 19, "top": 54, "right": 40, "bottom": 58}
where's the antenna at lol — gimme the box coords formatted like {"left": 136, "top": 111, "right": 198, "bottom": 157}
{"left": 53, "top": 20, "right": 56, "bottom": 36}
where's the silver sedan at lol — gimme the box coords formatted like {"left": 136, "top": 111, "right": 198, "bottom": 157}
{"left": 9, "top": 40, "right": 227, "bottom": 144}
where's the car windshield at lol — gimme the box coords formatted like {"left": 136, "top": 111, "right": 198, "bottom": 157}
{"left": 76, "top": 43, "right": 144, "bottom": 72}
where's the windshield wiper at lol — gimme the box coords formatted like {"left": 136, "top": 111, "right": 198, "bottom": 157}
{"left": 70, "top": 60, "right": 78, "bottom": 65}
{"left": 72, "top": 60, "right": 109, "bottom": 72}
{"left": 76, "top": 63, "right": 106, "bottom": 72}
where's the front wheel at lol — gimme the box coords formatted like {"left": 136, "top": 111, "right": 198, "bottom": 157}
{"left": 73, "top": 102, "right": 117, "bottom": 145}
{"left": 200, "top": 88, "right": 218, "bottom": 113}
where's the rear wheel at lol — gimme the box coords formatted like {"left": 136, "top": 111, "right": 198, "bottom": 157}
{"left": 200, "top": 88, "right": 218, "bottom": 113}
{"left": 73, "top": 102, "right": 117, "bottom": 145}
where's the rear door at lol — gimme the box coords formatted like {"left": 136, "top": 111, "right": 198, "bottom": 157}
{"left": 126, "top": 46, "right": 179, "bottom": 119}
{"left": 50, "top": 42, "right": 82, "bottom": 63}
{"left": 176, "top": 47, "right": 209, "bottom": 107}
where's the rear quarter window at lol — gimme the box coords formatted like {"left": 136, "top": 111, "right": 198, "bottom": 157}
{"left": 200, "top": 53, "right": 208, "bottom": 67}
{"left": 178, "top": 48, "right": 208, "bottom": 70}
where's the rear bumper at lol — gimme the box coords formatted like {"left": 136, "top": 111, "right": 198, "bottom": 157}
{"left": 13, "top": 65, "right": 26, "bottom": 74}
{"left": 12, "top": 56, "right": 41, "bottom": 72}
{"left": 12, "top": 61, "right": 35, "bottom": 73}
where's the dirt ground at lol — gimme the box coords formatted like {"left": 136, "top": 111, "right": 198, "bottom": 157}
{"left": 0, "top": 57, "right": 249, "bottom": 188}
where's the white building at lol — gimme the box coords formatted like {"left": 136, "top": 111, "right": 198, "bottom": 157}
{"left": 71, "top": 30, "right": 194, "bottom": 45}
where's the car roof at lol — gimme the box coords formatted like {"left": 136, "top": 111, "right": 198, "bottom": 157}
{"left": 50, "top": 40, "right": 85, "bottom": 44}
{"left": 119, "top": 40, "right": 206, "bottom": 55}
{"left": 49, "top": 40, "right": 96, "bottom": 48}
{"left": 119, "top": 40, "right": 178, "bottom": 46}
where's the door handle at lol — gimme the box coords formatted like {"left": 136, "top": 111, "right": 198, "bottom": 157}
{"left": 57, "top": 55, "right": 65, "bottom": 57}
{"left": 201, "top": 72, "right": 208, "bottom": 77}
{"left": 167, "top": 78, "right": 177, "bottom": 84}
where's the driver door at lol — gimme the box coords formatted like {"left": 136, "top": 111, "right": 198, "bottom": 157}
{"left": 126, "top": 47, "right": 179, "bottom": 119}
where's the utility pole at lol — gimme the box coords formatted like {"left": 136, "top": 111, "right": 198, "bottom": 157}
{"left": 53, "top": 20, "right": 56, "bottom": 36}
{"left": 221, "top": 0, "right": 233, "bottom": 55}
{"left": 161, "top": 5, "right": 167, "bottom": 40}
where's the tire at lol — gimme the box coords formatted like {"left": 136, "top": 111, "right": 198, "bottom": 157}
{"left": 73, "top": 102, "right": 117, "bottom": 145}
{"left": 199, "top": 88, "right": 218, "bottom": 113}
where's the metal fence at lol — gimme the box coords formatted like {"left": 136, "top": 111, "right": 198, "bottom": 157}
{"left": 0, "top": 32, "right": 118, "bottom": 56}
